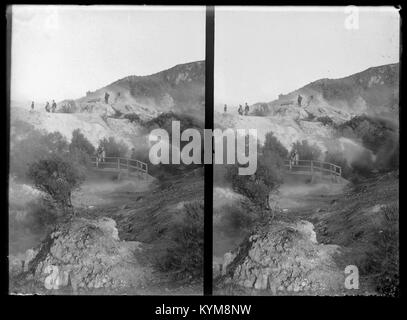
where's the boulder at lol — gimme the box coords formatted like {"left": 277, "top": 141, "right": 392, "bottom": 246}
{"left": 24, "top": 217, "right": 151, "bottom": 292}
{"left": 223, "top": 220, "right": 344, "bottom": 294}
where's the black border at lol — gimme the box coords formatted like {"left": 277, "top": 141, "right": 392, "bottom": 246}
{"left": 3, "top": 5, "right": 11, "bottom": 297}
{"left": 1, "top": 3, "right": 405, "bottom": 317}
{"left": 204, "top": 5, "right": 214, "bottom": 296}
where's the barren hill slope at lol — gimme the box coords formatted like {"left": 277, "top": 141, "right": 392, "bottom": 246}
{"left": 218, "top": 63, "right": 399, "bottom": 157}
{"left": 71, "top": 60, "right": 205, "bottom": 120}
{"left": 11, "top": 61, "right": 205, "bottom": 151}
{"left": 252, "top": 63, "right": 399, "bottom": 123}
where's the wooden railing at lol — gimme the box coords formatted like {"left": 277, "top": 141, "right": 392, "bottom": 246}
{"left": 284, "top": 159, "right": 342, "bottom": 177}
{"left": 90, "top": 156, "right": 148, "bottom": 179}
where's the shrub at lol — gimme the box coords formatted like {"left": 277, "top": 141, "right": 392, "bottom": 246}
{"left": 263, "top": 132, "right": 289, "bottom": 160}
{"left": 305, "top": 111, "right": 316, "bottom": 121}
{"left": 351, "top": 151, "right": 375, "bottom": 177}
{"left": 69, "top": 129, "right": 95, "bottom": 168}
{"left": 124, "top": 113, "right": 141, "bottom": 123}
{"left": 354, "top": 117, "right": 395, "bottom": 154}
{"left": 325, "top": 149, "right": 376, "bottom": 179}
{"left": 42, "top": 132, "right": 69, "bottom": 155}
{"left": 226, "top": 167, "right": 271, "bottom": 208}
{"left": 292, "top": 140, "right": 321, "bottom": 161}
{"left": 22, "top": 198, "right": 60, "bottom": 234}
{"left": 144, "top": 112, "right": 204, "bottom": 134}
{"left": 220, "top": 204, "right": 252, "bottom": 232}
{"left": 337, "top": 115, "right": 399, "bottom": 172}
{"left": 376, "top": 135, "right": 399, "bottom": 171}
{"left": 27, "top": 155, "right": 85, "bottom": 210}
{"left": 317, "top": 116, "right": 334, "bottom": 126}
{"left": 158, "top": 201, "right": 203, "bottom": 280}
{"left": 98, "top": 137, "right": 129, "bottom": 158}
{"left": 10, "top": 123, "right": 69, "bottom": 180}
{"left": 68, "top": 147, "right": 93, "bottom": 169}
{"left": 226, "top": 132, "right": 287, "bottom": 208}
{"left": 219, "top": 199, "right": 267, "bottom": 235}
{"left": 374, "top": 204, "right": 399, "bottom": 297}
{"left": 141, "top": 112, "right": 205, "bottom": 178}
{"left": 70, "top": 129, "right": 95, "bottom": 156}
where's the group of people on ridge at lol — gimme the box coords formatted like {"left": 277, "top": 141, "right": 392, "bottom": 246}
{"left": 44, "top": 100, "right": 57, "bottom": 113}
{"left": 223, "top": 102, "right": 250, "bottom": 116}
{"left": 30, "top": 100, "right": 57, "bottom": 113}
{"left": 30, "top": 91, "right": 112, "bottom": 114}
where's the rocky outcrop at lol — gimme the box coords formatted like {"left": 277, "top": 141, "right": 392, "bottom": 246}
{"left": 12, "top": 217, "right": 151, "bottom": 292}
{"left": 219, "top": 220, "right": 344, "bottom": 295}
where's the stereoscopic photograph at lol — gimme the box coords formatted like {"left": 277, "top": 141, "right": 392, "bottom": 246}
{"left": 8, "top": 5, "right": 205, "bottom": 295}
{"left": 212, "top": 7, "right": 399, "bottom": 296}
{"left": 7, "top": 5, "right": 400, "bottom": 298}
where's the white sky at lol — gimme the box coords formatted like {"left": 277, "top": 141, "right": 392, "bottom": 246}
{"left": 215, "top": 6, "right": 400, "bottom": 105}
{"left": 10, "top": 5, "right": 205, "bottom": 102}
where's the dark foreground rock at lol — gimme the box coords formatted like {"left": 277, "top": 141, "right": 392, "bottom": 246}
{"left": 10, "top": 217, "right": 152, "bottom": 292}
{"left": 217, "top": 220, "right": 345, "bottom": 295}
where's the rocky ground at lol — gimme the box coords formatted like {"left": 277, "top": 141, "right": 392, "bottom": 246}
{"left": 10, "top": 216, "right": 152, "bottom": 293}
{"left": 9, "top": 171, "right": 204, "bottom": 295}
{"left": 215, "top": 220, "right": 344, "bottom": 295}
{"left": 213, "top": 172, "right": 398, "bottom": 296}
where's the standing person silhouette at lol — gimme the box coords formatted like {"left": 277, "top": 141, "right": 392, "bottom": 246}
{"left": 51, "top": 100, "right": 57, "bottom": 113}
{"left": 238, "top": 105, "right": 243, "bottom": 115}
{"left": 297, "top": 95, "right": 303, "bottom": 107}
{"left": 244, "top": 103, "right": 249, "bottom": 115}
{"left": 294, "top": 149, "right": 299, "bottom": 165}
{"left": 101, "top": 145, "right": 106, "bottom": 162}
